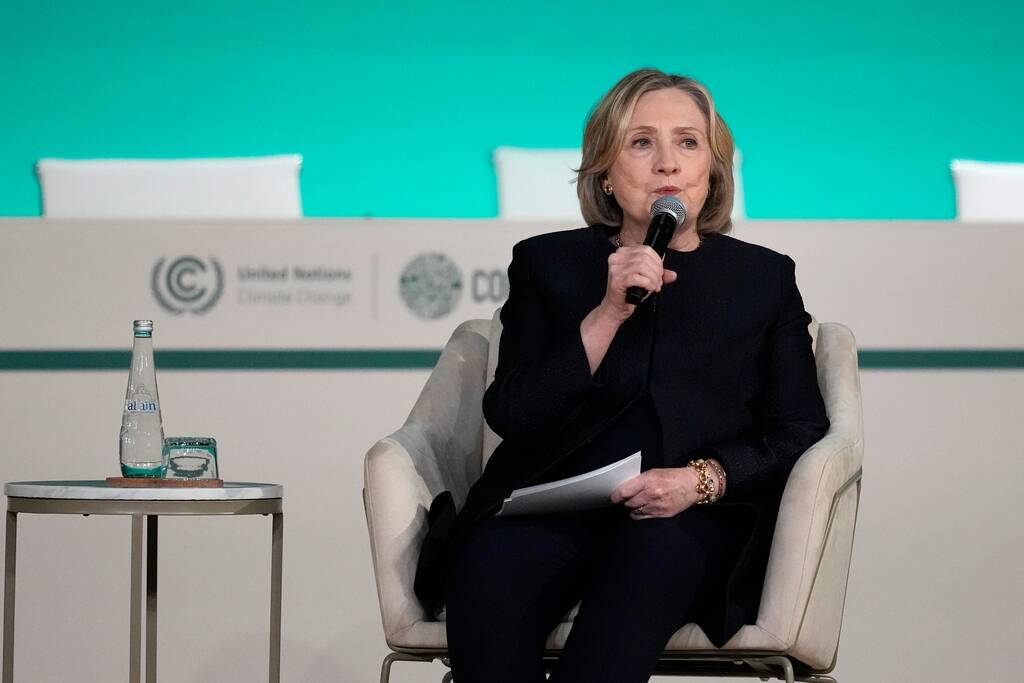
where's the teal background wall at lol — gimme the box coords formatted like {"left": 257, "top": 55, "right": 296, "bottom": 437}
{"left": 2, "top": 1, "right": 1022, "bottom": 219}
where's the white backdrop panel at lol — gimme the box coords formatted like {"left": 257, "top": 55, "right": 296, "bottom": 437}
{"left": 1, "top": 219, "right": 1022, "bottom": 349}
{"left": 1, "top": 218, "right": 1022, "bottom": 682}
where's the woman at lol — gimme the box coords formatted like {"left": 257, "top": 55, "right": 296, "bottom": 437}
{"left": 418, "top": 68, "right": 829, "bottom": 683}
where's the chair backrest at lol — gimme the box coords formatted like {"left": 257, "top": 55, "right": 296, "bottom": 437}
{"left": 493, "top": 147, "right": 745, "bottom": 222}
{"left": 481, "top": 309, "right": 504, "bottom": 466}
{"left": 37, "top": 155, "right": 303, "bottom": 219}
{"left": 951, "top": 159, "right": 1024, "bottom": 221}
{"left": 731, "top": 149, "right": 746, "bottom": 220}
{"left": 493, "top": 147, "right": 584, "bottom": 222}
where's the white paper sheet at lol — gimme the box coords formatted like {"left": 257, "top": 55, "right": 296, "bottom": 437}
{"left": 496, "top": 452, "right": 642, "bottom": 517}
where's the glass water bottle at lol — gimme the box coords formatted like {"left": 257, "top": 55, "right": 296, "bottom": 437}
{"left": 119, "top": 320, "right": 167, "bottom": 477}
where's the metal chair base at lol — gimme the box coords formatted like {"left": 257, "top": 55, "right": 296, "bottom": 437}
{"left": 378, "top": 651, "right": 837, "bottom": 683}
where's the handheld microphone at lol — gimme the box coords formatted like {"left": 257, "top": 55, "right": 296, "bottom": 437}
{"left": 624, "top": 195, "right": 687, "bottom": 305}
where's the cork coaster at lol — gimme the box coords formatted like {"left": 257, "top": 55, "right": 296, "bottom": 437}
{"left": 105, "top": 477, "right": 224, "bottom": 488}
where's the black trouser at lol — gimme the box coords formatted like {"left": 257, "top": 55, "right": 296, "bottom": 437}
{"left": 445, "top": 506, "right": 733, "bottom": 683}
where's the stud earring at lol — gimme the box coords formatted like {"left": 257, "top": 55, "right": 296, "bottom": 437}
{"left": 602, "top": 183, "right": 613, "bottom": 195}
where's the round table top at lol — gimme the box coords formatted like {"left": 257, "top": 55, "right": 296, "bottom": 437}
{"left": 4, "top": 480, "right": 282, "bottom": 501}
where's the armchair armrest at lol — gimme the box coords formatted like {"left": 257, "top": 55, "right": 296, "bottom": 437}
{"left": 363, "top": 319, "right": 492, "bottom": 644}
{"left": 755, "top": 323, "right": 864, "bottom": 648}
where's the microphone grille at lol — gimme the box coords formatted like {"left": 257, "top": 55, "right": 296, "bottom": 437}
{"left": 650, "top": 195, "right": 687, "bottom": 225}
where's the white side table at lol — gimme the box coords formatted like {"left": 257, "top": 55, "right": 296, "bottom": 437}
{"left": 2, "top": 481, "right": 284, "bottom": 683}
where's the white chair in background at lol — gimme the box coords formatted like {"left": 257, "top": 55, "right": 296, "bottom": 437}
{"left": 36, "top": 154, "right": 303, "bottom": 219}
{"left": 731, "top": 148, "right": 746, "bottom": 220}
{"left": 951, "top": 159, "right": 1024, "bottom": 221}
{"left": 494, "top": 146, "right": 745, "bottom": 223}
{"left": 493, "top": 147, "right": 584, "bottom": 222}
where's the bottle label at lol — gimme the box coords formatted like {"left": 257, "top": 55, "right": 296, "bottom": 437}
{"left": 125, "top": 400, "right": 159, "bottom": 412}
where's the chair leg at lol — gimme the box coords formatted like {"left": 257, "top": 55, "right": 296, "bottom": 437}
{"left": 746, "top": 655, "right": 795, "bottom": 683}
{"left": 379, "top": 652, "right": 432, "bottom": 683}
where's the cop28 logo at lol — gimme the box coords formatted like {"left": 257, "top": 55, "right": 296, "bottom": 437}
{"left": 399, "top": 253, "right": 463, "bottom": 319}
{"left": 151, "top": 256, "right": 224, "bottom": 315}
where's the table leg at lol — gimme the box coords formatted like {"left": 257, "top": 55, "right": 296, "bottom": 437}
{"left": 145, "top": 516, "right": 157, "bottom": 683}
{"left": 2, "top": 511, "right": 16, "bottom": 683}
{"left": 130, "top": 515, "right": 143, "bottom": 683}
{"left": 269, "top": 513, "right": 282, "bottom": 683}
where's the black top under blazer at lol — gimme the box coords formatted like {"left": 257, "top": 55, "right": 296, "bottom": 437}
{"left": 418, "top": 224, "right": 830, "bottom": 648}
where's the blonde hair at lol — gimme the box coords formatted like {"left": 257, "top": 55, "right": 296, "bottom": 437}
{"left": 577, "top": 68, "right": 735, "bottom": 234}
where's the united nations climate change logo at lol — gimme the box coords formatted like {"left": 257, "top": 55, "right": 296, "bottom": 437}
{"left": 151, "top": 256, "right": 224, "bottom": 315}
{"left": 400, "top": 253, "right": 463, "bottom": 319}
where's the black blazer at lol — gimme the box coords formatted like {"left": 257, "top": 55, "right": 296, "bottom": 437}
{"left": 417, "top": 225, "right": 830, "bottom": 647}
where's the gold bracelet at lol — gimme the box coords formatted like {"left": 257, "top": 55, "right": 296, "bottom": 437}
{"left": 687, "top": 459, "right": 716, "bottom": 504}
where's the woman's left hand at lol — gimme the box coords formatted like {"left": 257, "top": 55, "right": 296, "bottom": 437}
{"left": 611, "top": 467, "right": 703, "bottom": 519}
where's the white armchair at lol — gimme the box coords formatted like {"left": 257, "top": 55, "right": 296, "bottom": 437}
{"left": 363, "top": 311, "right": 863, "bottom": 683}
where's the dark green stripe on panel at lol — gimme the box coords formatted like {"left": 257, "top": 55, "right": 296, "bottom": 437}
{"left": 858, "top": 349, "right": 1024, "bottom": 369}
{"left": 0, "top": 350, "right": 442, "bottom": 371}
{"left": 0, "top": 349, "right": 1022, "bottom": 371}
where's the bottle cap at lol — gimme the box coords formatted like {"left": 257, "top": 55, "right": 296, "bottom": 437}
{"left": 133, "top": 320, "right": 154, "bottom": 333}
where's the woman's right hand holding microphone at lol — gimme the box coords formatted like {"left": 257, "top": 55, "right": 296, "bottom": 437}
{"left": 598, "top": 245, "right": 677, "bottom": 323}
{"left": 580, "top": 244, "right": 677, "bottom": 375}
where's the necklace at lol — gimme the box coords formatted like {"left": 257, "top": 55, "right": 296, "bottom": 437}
{"left": 614, "top": 232, "right": 702, "bottom": 251}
